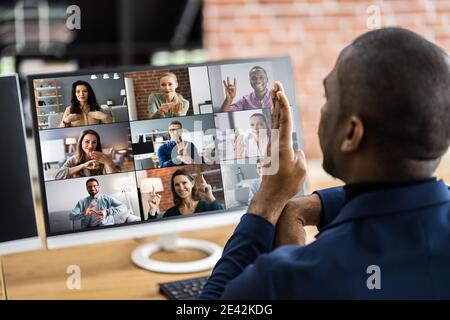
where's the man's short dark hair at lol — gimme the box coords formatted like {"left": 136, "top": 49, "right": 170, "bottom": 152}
{"left": 249, "top": 66, "right": 268, "bottom": 78}
{"left": 86, "top": 178, "right": 99, "bottom": 186}
{"left": 338, "top": 27, "right": 450, "bottom": 160}
{"left": 169, "top": 120, "right": 183, "bottom": 128}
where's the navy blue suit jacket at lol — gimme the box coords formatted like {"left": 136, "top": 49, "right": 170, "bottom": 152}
{"left": 157, "top": 140, "right": 200, "bottom": 168}
{"left": 200, "top": 179, "right": 450, "bottom": 299}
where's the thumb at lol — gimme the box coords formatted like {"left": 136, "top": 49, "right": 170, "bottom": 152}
{"left": 294, "top": 149, "right": 307, "bottom": 171}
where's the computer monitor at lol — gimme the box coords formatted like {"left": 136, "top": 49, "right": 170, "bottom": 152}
{"left": 0, "top": 74, "right": 41, "bottom": 255}
{"left": 27, "top": 57, "right": 303, "bottom": 273}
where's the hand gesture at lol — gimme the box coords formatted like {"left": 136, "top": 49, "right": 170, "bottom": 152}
{"left": 247, "top": 81, "right": 307, "bottom": 225}
{"left": 176, "top": 142, "right": 194, "bottom": 164}
{"left": 97, "top": 210, "right": 107, "bottom": 222}
{"left": 83, "top": 159, "right": 100, "bottom": 170}
{"left": 83, "top": 203, "right": 96, "bottom": 217}
{"left": 159, "top": 103, "right": 171, "bottom": 114}
{"left": 88, "top": 111, "right": 108, "bottom": 120}
{"left": 90, "top": 150, "right": 113, "bottom": 165}
{"left": 233, "top": 133, "right": 246, "bottom": 159}
{"left": 177, "top": 141, "right": 186, "bottom": 156}
{"left": 274, "top": 193, "right": 323, "bottom": 248}
{"left": 223, "top": 77, "right": 237, "bottom": 102}
{"left": 171, "top": 102, "right": 183, "bottom": 116}
{"left": 148, "top": 186, "right": 161, "bottom": 216}
{"left": 65, "top": 113, "right": 81, "bottom": 123}
{"left": 195, "top": 173, "right": 215, "bottom": 201}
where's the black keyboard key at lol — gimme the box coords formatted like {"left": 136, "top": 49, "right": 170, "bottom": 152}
{"left": 159, "top": 276, "right": 209, "bottom": 300}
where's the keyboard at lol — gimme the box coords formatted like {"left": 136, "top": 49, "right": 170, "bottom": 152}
{"left": 159, "top": 276, "right": 209, "bottom": 300}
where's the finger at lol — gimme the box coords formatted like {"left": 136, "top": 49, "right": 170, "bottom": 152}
{"left": 295, "top": 149, "right": 307, "bottom": 171}
{"left": 276, "top": 89, "right": 293, "bottom": 147}
{"left": 233, "top": 78, "right": 237, "bottom": 91}
{"left": 271, "top": 97, "right": 280, "bottom": 130}
{"left": 270, "top": 85, "right": 277, "bottom": 100}
{"left": 223, "top": 80, "right": 228, "bottom": 89}
{"left": 273, "top": 80, "right": 284, "bottom": 93}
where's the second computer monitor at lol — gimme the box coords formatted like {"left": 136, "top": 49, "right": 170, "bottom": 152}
{"left": 0, "top": 74, "right": 41, "bottom": 255}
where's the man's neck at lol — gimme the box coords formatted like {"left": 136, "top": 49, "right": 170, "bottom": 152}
{"left": 342, "top": 153, "right": 439, "bottom": 184}
{"left": 254, "top": 88, "right": 267, "bottom": 100}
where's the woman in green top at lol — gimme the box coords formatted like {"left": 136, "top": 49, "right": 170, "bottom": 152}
{"left": 147, "top": 169, "right": 223, "bottom": 219}
{"left": 147, "top": 72, "right": 189, "bottom": 119}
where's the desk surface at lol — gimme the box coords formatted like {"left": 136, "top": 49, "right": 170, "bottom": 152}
{"left": 1, "top": 225, "right": 236, "bottom": 300}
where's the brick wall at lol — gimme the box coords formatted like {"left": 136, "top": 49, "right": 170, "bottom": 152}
{"left": 124, "top": 68, "right": 193, "bottom": 120}
{"left": 203, "top": 0, "right": 450, "bottom": 159}
{"left": 143, "top": 163, "right": 225, "bottom": 212}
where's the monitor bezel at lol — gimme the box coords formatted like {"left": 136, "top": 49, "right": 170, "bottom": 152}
{"left": 0, "top": 73, "right": 41, "bottom": 255}
{"left": 26, "top": 56, "right": 305, "bottom": 249}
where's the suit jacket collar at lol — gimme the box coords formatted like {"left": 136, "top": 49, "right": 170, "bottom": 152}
{"left": 320, "top": 179, "right": 450, "bottom": 233}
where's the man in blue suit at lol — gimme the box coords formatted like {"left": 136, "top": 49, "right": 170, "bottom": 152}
{"left": 200, "top": 27, "right": 450, "bottom": 299}
{"left": 157, "top": 120, "right": 201, "bottom": 168}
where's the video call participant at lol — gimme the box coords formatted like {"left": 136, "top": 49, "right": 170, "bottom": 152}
{"left": 69, "top": 178, "right": 128, "bottom": 228}
{"left": 248, "top": 160, "right": 264, "bottom": 202}
{"left": 148, "top": 72, "right": 189, "bottom": 119}
{"left": 201, "top": 28, "right": 450, "bottom": 299}
{"left": 234, "top": 112, "right": 270, "bottom": 159}
{"left": 220, "top": 66, "right": 272, "bottom": 112}
{"left": 59, "top": 80, "right": 112, "bottom": 128}
{"left": 55, "top": 129, "right": 118, "bottom": 179}
{"left": 147, "top": 169, "right": 223, "bottom": 219}
{"left": 157, "top": 120, "right": 200, "bottom": 168}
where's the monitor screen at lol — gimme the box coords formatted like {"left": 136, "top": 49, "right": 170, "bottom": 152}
{"left": 28, "top": 57, "right": 302, "bottom": 249}
{"left": 0, "top": 74, "right": 41, "bottom": 255}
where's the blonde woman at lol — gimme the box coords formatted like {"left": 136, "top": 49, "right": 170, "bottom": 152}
{"left": 147, "top": 72, "right": 189, "bottom": 119}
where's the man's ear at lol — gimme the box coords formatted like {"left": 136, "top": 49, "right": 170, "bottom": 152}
{"left": 340, "top": 115, "right": 364, "bottom": 152}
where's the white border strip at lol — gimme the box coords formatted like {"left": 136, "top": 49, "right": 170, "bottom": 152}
{"left": 47, "top": 209, "right": 245, "bottom": 249}
{"left": 0, "top": 237, "right": 42, "bottom": 255}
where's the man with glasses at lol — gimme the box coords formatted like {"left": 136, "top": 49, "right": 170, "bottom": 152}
{"left": 157, "top": 120, "right": 201, "bottom": 168}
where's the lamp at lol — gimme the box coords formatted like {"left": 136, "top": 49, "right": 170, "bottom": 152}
{"left": 65, "top": 137, "right": 77, "bottom": 153}
{"left": 90, "top": 74, "right": 97, "bottom": 79}
{"left": 103, "top": 73, "right": 110, "bottom": 79}
{"left": 114, "top": 177, "right": 133, "bottom": 211}
{"left": 120, "top": 89, "right": 127, "bottom": 106}
{"left": 113, "top": 73, "right": 120, "bottom": 79}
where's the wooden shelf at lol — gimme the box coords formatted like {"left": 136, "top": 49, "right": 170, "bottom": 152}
{"left": 33, "top": 79, "right": 62, "bottom": 130}
{"left": 36, "top": 95, "right": 62, "bottom": 99}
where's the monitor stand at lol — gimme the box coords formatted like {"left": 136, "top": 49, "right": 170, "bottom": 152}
{"left": 131, "top": 234, "right": 223, "bottom": 273}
